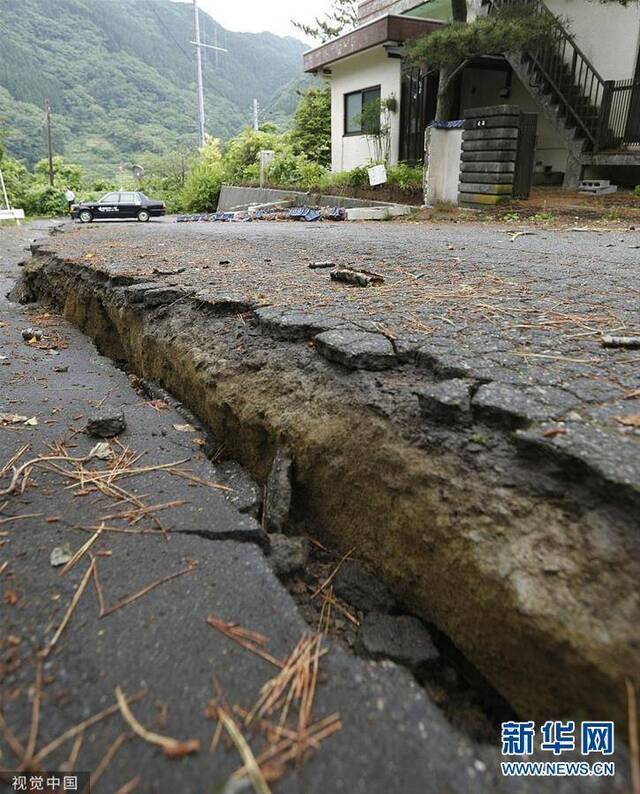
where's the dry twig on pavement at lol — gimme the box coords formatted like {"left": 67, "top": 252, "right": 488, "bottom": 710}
{"left": 207, "top": 616, "right": 284, "bottom": 668}
{"left": 115, "top": 687, "right": 200, "bottom": 758}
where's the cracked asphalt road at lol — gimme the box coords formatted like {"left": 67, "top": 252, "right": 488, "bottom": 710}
{"left": 1, "top": 220, "right": 633, "bottom": 793}
{"left": 40, "top": 217, "right": 640, "bottom": 501}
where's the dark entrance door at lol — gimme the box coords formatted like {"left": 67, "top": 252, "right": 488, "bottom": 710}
{"left": 513, "top": 113, "right": 538, "bottom": 199}
{"left": 624, "top": 48, "right": 640, "bottom": 143}
{"left": 399, "top": 68, "right": 438, "bottom": 164}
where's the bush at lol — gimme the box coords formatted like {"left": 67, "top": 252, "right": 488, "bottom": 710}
{"left": 181, "top": 160, "right": 225, "bottom": 212}
{"left": 386, "top": 163, "right": 423, "bottom": 193}
{"left": 22, "top": 183, "right": 68, "bottom": 216}
{"left": 635, "top": 185, "right": 640, "bottom": 197}
{"left": 330, "top": 166, "right": 370, "bottom": 190}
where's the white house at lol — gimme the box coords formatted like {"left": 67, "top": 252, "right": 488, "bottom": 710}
{"left": 303, "top": 0, "right": 640, "bottom": 186}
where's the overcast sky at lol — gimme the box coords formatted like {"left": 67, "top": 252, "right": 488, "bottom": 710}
{"left": 175, "top": 0, "right": 331, "bottom": 41}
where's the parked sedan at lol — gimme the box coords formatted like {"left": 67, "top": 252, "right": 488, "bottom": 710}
{"left": 72, "top": 191, "right": 166, "bottom": 223}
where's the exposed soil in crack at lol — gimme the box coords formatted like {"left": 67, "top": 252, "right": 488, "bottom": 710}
{"left": 18, "top": 247, "right": 640, "bottom": 736}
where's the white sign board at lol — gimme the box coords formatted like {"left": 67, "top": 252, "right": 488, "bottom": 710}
{"left": 0, "top": 209, "right": 25, "bottom": 220}
{"left": 368, "top": 164, "right": 387, "bottom": 187}
{"left": 259, "top": 150, "right": 275, "bottom": 167}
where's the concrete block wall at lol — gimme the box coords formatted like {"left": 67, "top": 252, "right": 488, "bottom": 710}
{"left": 459, "top": 105, "right": 520, "bottom": 209}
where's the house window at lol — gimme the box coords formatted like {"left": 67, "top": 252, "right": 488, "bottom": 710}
{"left": 344, "top": 86, "right": 381, "bottom": 135}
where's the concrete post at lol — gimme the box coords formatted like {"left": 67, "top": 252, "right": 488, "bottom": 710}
{"left": 562, "top": 153, "right": 583, "bottom": 190}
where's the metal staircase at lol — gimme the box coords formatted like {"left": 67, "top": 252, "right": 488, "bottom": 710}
{"left": 489, "top": 0, "right": 607, "bottom": 154}
{"left": 489, "top": 0, "right": 640, "bottom": 156}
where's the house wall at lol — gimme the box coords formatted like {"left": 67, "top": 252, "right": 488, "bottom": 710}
{"left": 460, "top": 68, "right": 569, "bottom": 172}
{"left": 330, "top": 48, "right": 403, "bottom": 172}
{"left": 545, "top": 0, "right": 640, "bottom": 81}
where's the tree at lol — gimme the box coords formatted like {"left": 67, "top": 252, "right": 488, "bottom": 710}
{"left": 291, "top": 87, "right": 331, "bottom": 166}
{"left": 293, "top": 0, "right": 358, "bottom": 43}
{"left": 33, "top": 156, "right": 82, "bottom": 189}
{"left": 407, "top": 2, "right": 559, "bottom": 121}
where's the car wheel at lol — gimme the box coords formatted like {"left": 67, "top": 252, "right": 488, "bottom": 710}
{"left": 79, "top": 209, "right": 93, "bottom": 223}
{"left": 137, "top": 209, "right": 150, "bottom": 222}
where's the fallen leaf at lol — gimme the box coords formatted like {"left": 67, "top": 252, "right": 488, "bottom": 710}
{"left": 4, "top": 590, "right": 18, "bottom": 605}
{"left": 24, "top": 417, "right": 38, "bottom": 427}
{"left": 623, "top": 389, "right": 640, "bottom": 400}
{"left": 616, "top": 415, "right": 640, "bottom": 428}
{"left": 173, "top": 424, "right": 196, "bottom": 433}
{"left": 0, "top": 413, "right": 28, "bottom": 425}
{"left": 542, "top": 427, "right": 567, "bottom": 438}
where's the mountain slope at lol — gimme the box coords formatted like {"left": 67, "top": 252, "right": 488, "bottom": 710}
{"left": 0, "top": 0, "right": 309, "bottom": 175}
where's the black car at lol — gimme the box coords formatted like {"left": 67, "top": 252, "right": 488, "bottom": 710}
{"left": 72, "top": 191, "right": 166, "bottom": 223}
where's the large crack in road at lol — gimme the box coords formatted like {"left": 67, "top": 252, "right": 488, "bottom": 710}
{"left": 17, "top": 219, "right": 639, "bottom": 747}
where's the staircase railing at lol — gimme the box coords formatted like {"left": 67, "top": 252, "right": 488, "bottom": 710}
{"left": 598, "top": 79, "right": 640, "bottom": 149}
{"left": 490, "top": 0, "right": 608, "bottom": 149}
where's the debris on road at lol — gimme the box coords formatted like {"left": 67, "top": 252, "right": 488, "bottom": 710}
{"left": 173, "top": 423, "right": 196, "bottom": 433}
{"left": 87, "top": 410, "right": 127, "bottom": 438}
{"left": 50, "top": 543, "right": 73, "bottom": 567}
{"left": 330, "top": 267, "right": 385, "bottom": 287}
{"left": 21, "top": 327, "right": 42, "bottom": 341}
{"left": 616, "top": 414, "right": 640, "bottom": 428}
{"left": 0, "top": 413, "right": 37, "bottom": 427}
{"left": 309, "top": 261, "right": 336, "bottom": 269}
{"left": 601, "top": 334, "right": 640, "bottom": 349}
{"left": 152, "top": 267, "right": 186, "bottom": 276}
{"left": 176, "top": 206, "right": 347, "bottom": 224}
{"left": 89, "top": 441, "right": 114, "bottom": 460}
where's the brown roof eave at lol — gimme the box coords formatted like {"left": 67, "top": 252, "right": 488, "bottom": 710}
{"left": 303, "top": 15, "right": 443, "bottom": 73}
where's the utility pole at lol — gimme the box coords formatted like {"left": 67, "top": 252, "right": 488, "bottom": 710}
{"left": 190, "top": 0, "right": 227, "bottom": 148}
{"left": 44, "top": 99, "right": 54, "bottom": 186}
{"left": 193, "top": 0, "right": 206, "bottom": 147}
{"left": 253, "top": 99, "right": 259, "bottom": 132}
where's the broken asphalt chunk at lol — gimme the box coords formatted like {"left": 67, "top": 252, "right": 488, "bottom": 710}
{"left": 315, "top": 329, "right": 396, "bottom": 371}
{"left": 86, "top": 410, "right": 126, "bottom": 438}
{"left": 265, "top": 448, "right": 293, "bottom": 533}
{"left": 417, "top": 379, "right": 475, "bottom": 425}
{"left": 255, "top": 307, "right": 344, "bottom": 342}
{"left": 358, "top": 613, "right": 440, "bottom": 673}
{"left": 330, "top": 267, "right": 384, "bottom": 287}
{"left": 333, "top": 560, "right": 395, "bottom": 613}
{"left": 601, "top": 334, "right": 640, "bottom": 349}
{"left": 268, "top": 534, "right": 310, "bottom": 577}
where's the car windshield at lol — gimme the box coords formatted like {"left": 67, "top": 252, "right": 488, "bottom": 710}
{"left": 99, "top": 193, "right": 119, "bottom": 203}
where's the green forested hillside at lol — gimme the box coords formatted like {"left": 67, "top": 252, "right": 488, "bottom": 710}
{"left": 0, "top": 0, "right": 311, "bottom": 176}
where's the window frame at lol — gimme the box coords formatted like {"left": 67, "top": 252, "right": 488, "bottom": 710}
{"left": 343, "top": 85, "right": 382, "bottom": 137}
